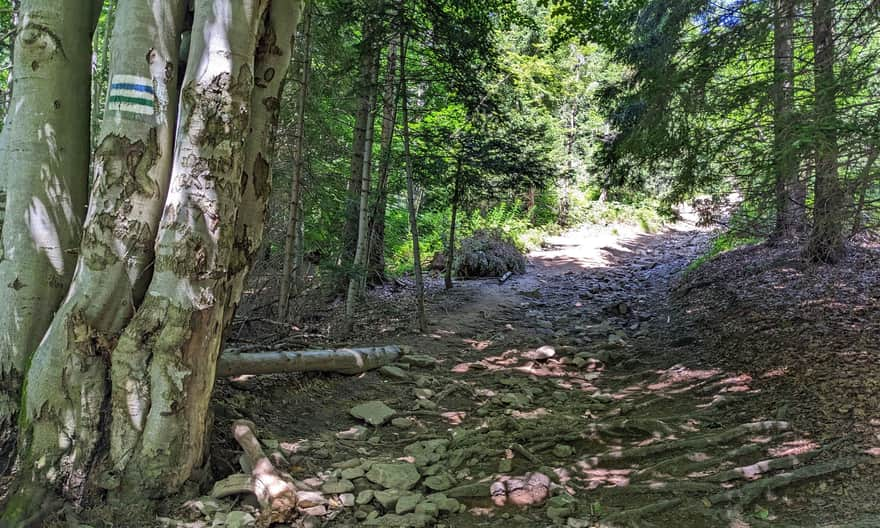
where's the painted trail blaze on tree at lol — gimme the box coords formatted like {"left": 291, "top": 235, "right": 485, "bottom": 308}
{"left": 107, "top": 74, "right": 156, "bottom": 116}
{"left": 1, "top": 0, "right": 300, "bottom": 523}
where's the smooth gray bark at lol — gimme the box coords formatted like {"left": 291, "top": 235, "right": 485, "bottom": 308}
{"left": 228, "top": 0, "right": 303, "bottom": 330}
{"left": 3, "top": 0, "right": 187, "bottom": 521}
{"left": 216, "top": 345, "right": 402, "bottom": 377}
{"left": 345, "top": 53, "right": 379, "bottom": 332}
{"left": 107, "top": 0, "right": 268, "bottom": 499}
{"left": 0, "top": 0, "right": 100, "bottom": 481}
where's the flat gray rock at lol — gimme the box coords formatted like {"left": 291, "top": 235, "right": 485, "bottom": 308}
{"left": 366, "top": 463, "right": 421, "bottom": 490}
{"left": 350, "top": 401, "right": 396, "bottom": 426}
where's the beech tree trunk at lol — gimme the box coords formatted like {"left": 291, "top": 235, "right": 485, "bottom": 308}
{"left": 367, "top": 41, "right": 398, "bottom": 284}
{"left": 278, "top": 1, "right": 312, "bottom": 318}
{"left": 2, "top": 0, "right": 187, "bottom": 521}
{"left": 105, "top": 0, "right": 268, "bottom": 500}
{"left": 772, "top": 0, "right": 803, "bottom": 239}
{"left": 805, "top": 0, "right": 844, "bottom": 262}
{"left": 0, "top": 0, "right": 100, "bottom": 476}
{"left": 4, "top": 1, "right": 299, "bottom": 520}
{"left": 229, "top": 0, "right": 303, "bottom": 328}
{"left": 399, "top": 34, "right": 426, "bottom": 333}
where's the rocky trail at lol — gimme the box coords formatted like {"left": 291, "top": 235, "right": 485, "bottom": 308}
{"left": 168, "top": 219, "right": 880, "bottom": 528}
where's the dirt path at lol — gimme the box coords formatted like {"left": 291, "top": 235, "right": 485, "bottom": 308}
{"left": 203, "top": 219, "right": 876, "bottom": 528}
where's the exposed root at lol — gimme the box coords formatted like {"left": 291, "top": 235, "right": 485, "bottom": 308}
{"left": 707, "top": 450, "right": 822, "bottom": 483}
{"left": 600, "top": 498, "right": 682, "bottom": 526}
{"left": 637, "top": 443, "right": 763, "bottom": 479}
{"left": 587, "top": 421, "right": 790, "bottom": 465}
{"left": 707, "top": 457, "right": 864, "bottom": 506}
{"left": 510, "top": 442, "right": 541, "bottom": 464}
{"left": 212, "top": 420, "right": 298, "bottom": 525}
{"left": 589, "top": 418, "right": 675, "bottom": 438}
{"left": 611, "top": 480, "right": 718, "bottom": 495}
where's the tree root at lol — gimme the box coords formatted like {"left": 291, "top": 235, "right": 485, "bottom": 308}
{"left": 707, "top": 449, "right": 822, "bottom": 483}
{"left": 820, "top": 515, "right": 880, "bottom": 527}
{"left": 588, "top": 418, "right": 675, "bottom": 438}
{"left": 707, "top": 457, "right": 864, "bottom": 506}
{"left": 587, "top": 421, "right": 789, "bottom": 465}
{"left": 212, "top": 420, "right": 298, "bottom": 524}
{"left": 637, "top": 443, "right": 763, "bottom": 479}
{"left": 611, "top": 480, "right": 719, "bottom": 495}
{"left": 600, "top": 498, "right": 682, "bottom": 526}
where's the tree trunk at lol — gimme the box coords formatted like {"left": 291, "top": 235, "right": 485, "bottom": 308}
{"left": 0, "top": 0, "right": 100, "bottom": 478}
{"left": 342, "top": 2, "right": 380, "bottom": 270}
{"left": 233, "top": 0, "right": 303, "bottom": 330}
{"left": 851, "top": 146, "right": 878, "bottom": 236}
{"left": 805, "top": 0, "right": 844, "bottom": 262}
{"left": 104, "top": 0, "right": 268, "bottom": 500}
{"left": 399, "top": 34, "right": 426, "bottom": 332}
{"left": 559, "top": 47, "right": 582, "bottom": 227}
{"left": 278, "top": 1, "right": 311, "bottom": 318}
{"left": 344, "top": 53, "right": 379, "bottom": 332}
{"left": 2, "top": 0, "right": 187, "bottom": 521}
{"left": 772, "top": 0, "right": 802, "bottom": 239}
{"left": 367, "top": 41, "right": 398, "bottom": 284}
{"left": 445, "top": 158, "right": 462, "bottom": 290}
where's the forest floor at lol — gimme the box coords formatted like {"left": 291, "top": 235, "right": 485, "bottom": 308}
{"left": 28, "top": 215, "right": 880, "bottom": 528}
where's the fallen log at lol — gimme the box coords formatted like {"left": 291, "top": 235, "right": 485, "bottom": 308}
{"left": 216, "top": 345, "right": 403, "bottom": 377}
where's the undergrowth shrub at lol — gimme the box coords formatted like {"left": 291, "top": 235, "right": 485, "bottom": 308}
{"left": 454, "top": 229, "right": 526, "bottom": 277}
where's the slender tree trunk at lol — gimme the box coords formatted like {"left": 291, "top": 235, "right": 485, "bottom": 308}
{"left": 293, "top": 184, "right": 306, "bottom": 289}
{"left": 0, "top": 0, "right": 100, "bottom": 479}
{"left": 344, "top": 55, "right": 378, "bottom": 332}
{"left": 805, "top": 0, "right": 844, "bottom": 262}
{"left": 367, "top": 41, "right": 398, "bottom": 284}
{"left": 342, "top": 1, "right": 380, "bottom": 269}
{"left": 399, "top": 34, "right": 426, "bottom": 332}
{"left": 559, "top": 48, "right": 582, "bottom": 227}
{"left": 851, "top": 146, "right": 878, "bottom": 236}
{"left": 772, "top": 0, "right": 802, "bottom": 239}
{"left": 278, "top": 1, "right": 311, "bottom": 319}
{"left": 445, "top": 158, "right": 462, "bottom": 290}
{"left": 228, "top": 0, "right": 303, "bottom": 330}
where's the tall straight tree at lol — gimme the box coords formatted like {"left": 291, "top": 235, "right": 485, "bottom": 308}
{"left": 399, "top": 32, "right": 426, "bottom": 333}
{"left": 772, "top": 0, "right": 802, "bottom": 238}
{"left": 345, "top": 51, "right": 379, "bottom": 332}
{"left": 279, "top": 0, "right": 313, "bottom": 318}
{"left": 0, "top": 0, "right": 100, "bottom": 469}
{"left": 805, "top": 0, "right": 844, "bottom": 262}
{"left": 342, "top": 1, "right": 382, "bottom": 270}
{"left": 367, "top": 41, "right": 398, "bottom": 284}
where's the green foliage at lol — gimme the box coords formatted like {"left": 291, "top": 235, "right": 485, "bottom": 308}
{"left": 455, "top": 228, "right": 526, "bottom": 277}
{"left": 685, "top": 231, "right": 762, "bottom": 275}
